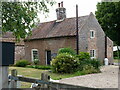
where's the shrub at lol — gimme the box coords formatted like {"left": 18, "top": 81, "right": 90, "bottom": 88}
{"left": 15, "top": 60, "right": 31, "bottom": 67}
{"left": 58, "top": 48, "right": 76, "bottom": 56}
{"left": 77, "top": 59, "right": 102, "bottom": 71}
{"left": 26, "top": 65, "right": 51, "bottom": 70}
{"left": 89, "top": 59, "right": 102, "bottom": 69}
{"left": 76, "top": 52, "right": 90, "bottom": 60}
{"left": 82, "top": 64, "right": 100, "bottom": 74}
{"left": 51, "top": 53, "right": 78, "bottom": 73}
{"left": 33, "top": 59, "right": 39, "bottom": 65}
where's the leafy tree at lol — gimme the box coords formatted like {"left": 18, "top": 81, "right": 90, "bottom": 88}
{"left": 1, "top": 1, "right": 55, "bottom": 41}
{"left": 95, "top": 2, "right": 120, "bottom": 45}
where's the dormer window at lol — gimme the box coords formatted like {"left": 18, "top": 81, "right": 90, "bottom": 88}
{"left": 90, "top": 30, "right": 95, "bottom": 38}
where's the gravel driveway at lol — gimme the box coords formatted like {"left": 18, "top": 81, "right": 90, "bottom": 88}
{"left": 59, "top": 65, "right": 119, "bottom": 88}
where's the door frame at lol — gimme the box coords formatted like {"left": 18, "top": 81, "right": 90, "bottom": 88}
{"left": 45, "top": 50, "right": 51, "bottom": 65}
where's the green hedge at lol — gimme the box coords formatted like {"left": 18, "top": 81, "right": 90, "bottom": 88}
{"left": 26, "top": 65, "right": 51, "bottom": 70}
{"left": 15, "top": 60, "right": 31, "bottom": 67}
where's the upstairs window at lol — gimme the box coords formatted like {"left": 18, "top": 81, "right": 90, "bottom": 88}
{"left": 90, "top": 50, "right": 96, "bottom": 59}
{"left": 90, "top": 30, "right": 95, "bottom": 38}
{"left": 31, "top": 49, "right": 39, "bottom": 62}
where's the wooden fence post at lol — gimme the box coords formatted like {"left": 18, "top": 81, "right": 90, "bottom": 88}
{"left": 41, "top": 73, "right": 50, "bottom": 88}
{"left": 10, "top": 69, "right": 17, "bottom": 88}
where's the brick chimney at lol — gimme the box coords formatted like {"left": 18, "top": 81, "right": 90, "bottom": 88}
{"left": 56, "top": 1, "right": 66, "bottom": 20}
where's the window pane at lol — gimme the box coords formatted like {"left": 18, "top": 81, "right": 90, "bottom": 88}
{"left": 90, "top": 30, "right": 95, "bottom": 38}
{"left": 32, "top": 50, "right": 39, "bottom": 61}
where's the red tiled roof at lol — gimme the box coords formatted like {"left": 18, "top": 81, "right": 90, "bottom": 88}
{"left": 27, "top": 15, "right": 89, "bottom": 40}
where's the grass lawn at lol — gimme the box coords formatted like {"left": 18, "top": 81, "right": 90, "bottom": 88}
{"left": 9, "top": 66, "right": 88, "bottom": 88}
{"left": 114, "top": 59, "right": 119, "bottom": 63}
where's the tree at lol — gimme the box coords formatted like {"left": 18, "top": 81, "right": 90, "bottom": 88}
{"left": 95, "top": 2, "right": 120, "bottom": 45}
{"left": 2, "top": 1, "right": 55, "bottom": 41}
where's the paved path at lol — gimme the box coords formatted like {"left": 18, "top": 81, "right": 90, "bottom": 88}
{"left": 59, "top": 65, "right": 119, "bottom": 88}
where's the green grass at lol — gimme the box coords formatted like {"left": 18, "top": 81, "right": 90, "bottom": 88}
{"left": 9, "top": 66, "right": 46, "bottom": 88}
{"left": 9, "top": 66, "right": 100, "bottom": 88}
{"left": 114, "top": 59, "right": 119, "bottom": 63}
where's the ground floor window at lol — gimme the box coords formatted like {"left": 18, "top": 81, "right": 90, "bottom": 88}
{"left": 90, "top": 49, "right": 96, "bottom": 59}
{"left": 31, "top": 49, "right": 39, "bottom": 62}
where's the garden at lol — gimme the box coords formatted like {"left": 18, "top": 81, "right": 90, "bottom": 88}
{"left": 9, "top": 48, "right": 102, "bottom": 88}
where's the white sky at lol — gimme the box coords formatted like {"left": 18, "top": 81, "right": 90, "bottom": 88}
{"left": 39, "top": 0, "right": 102, "bottom": 22}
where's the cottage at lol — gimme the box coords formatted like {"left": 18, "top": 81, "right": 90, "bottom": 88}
{"left": 25, "top": 2, "right": 113, "bottom": 65}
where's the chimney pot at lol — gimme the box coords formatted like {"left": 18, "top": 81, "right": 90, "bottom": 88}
{"left": 61, "top": 1, "right": 63, "bottom": 7}
{"left": 58, "top": 3, "right": 60, "bottom": 7}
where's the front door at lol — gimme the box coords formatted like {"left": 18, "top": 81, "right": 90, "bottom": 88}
{"left": 46, "top": 50, "right": 51, "bottom": 65}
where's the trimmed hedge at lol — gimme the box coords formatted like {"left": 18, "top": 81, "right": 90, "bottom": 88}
{"left": 26, "top": 65, "right": 51, "bottom": 70}
{"left": 15, "top": 60, "right": 31, "bottom": 67}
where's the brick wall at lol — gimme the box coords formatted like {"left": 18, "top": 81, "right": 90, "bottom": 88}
{"left": 107, "top": 37, "right": 113, "bottom": 64}
{"left": 25, "top": 36, "right": 76, "bottom": 65}
{"left": 15, "top": 45, "right": 25, "bottom": 63}
{"left": 79, "top": 13, "right": 106, "bottom": 62}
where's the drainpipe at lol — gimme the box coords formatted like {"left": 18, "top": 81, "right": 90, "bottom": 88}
{"left": 76, "top": 4, "right": 79, "bottom": 55}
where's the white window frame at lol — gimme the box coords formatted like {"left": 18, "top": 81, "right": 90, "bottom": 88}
{"left": 90, "top": 49, "right": 96, "bottom": 59}
{"left": 90, "top": 30, "right": 95, "bottom": 38}
{"left": 31, "top": 49, "right": 39, "bottom": 62}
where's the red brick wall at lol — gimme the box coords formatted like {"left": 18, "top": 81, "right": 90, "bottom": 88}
{"left": 25, "top": 37, "right": 76, "bottom": 65}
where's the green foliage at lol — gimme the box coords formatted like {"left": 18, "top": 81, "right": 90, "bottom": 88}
{"left": 2, "top": 1, "right": 55, "bottom": 41}
{"left": 86, "top": 59, "right": 102, "bottom": 69}
{"left": 76, "top": 52, "right": 90, "bottom": 60}
{"left": 15, "top": 60, "right": 31, "bottom": 67}
{"left": 33, "top": 59, "right": 39, "bottom": 65}
{"left": 58, "top": 48, "right": 76, "bottom": 56}
{"left": 82, "top": 64, "right": 101, "bottom": 74}
{"left": 51, "top": 53, "right": 78, "bottom": 73}
{"left": 26, "top": 65, "right": 51, "bottom": 70}
{"left": 95, "top": 2, "right": 120, "bottom": 45}
{"left": 114, "top": 51, "right": 120, "bottom": 59}
{"left": 51, "top": 49, "right": 101, "bottom": 74}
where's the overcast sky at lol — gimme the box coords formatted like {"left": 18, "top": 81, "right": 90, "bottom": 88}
{"left": 39, "top": 0, "right": 102, "bottom": 22}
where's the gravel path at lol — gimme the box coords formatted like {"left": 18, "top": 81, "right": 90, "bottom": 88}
{"left": 59, "top": 65, "right": 119, "bottom": 88}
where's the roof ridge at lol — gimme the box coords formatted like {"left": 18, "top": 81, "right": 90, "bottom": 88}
{"left": 37, "top": 15, "right": 89, "bottom": 25}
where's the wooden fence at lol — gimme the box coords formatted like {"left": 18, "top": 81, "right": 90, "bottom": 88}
{"left": 8, "top": 69, "right": 104, "bottom": 90}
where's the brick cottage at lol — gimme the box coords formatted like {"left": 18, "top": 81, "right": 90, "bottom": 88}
{"left": 24, "top": 2, "right": 113, "bottom": 65}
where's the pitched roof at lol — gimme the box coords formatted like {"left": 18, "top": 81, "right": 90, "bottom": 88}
{"left": 2, "top": 32, "right": 15, "bottom": 38}
{"left": 1, "top": 32, "right": 24, "bottom": 46}
{"left": 27, "top": 15, "right": 89, "bottom": 40}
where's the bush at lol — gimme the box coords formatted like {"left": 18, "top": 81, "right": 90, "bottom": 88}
{"left": 82, "top": 64, "right": 100, "bottom": 74}
{"left": 89, "top": 59, "right": 102, "bottom": 69}
{"left": 26, "top": 65, "right": 51, "bottom": 70}
{"left": 51, "top": 53, "right": 78, "bottom": 73}
{"left": 58, "top": 48, "right": 76, "bottom": 56}
{"left": 33, "top": 59, "right": 39, "bottom": 65}
{"left": 15, "top": 60, "right": 31, "bottom": 67}
{"left": 76, "top": 52, "right": 90, "bottom": 60}
{"left": 77, "top": 59, "right": 101, "bottom": 71}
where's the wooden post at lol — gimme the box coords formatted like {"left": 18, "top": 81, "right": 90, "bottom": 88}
{"left": 0, "top": 66, "right": 9, "bottom": 89}
{"left": 11, "top": 69, "right": 17, "bottom": 88}
{"left": 41, "top": 73, "right": 50, "bottom": 88}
